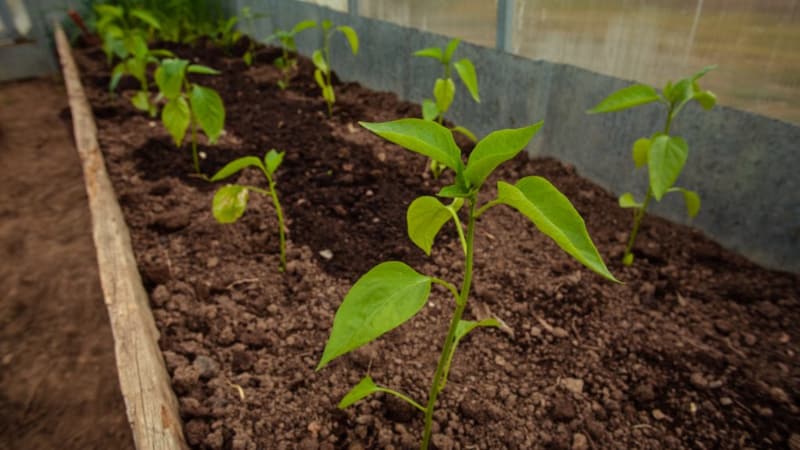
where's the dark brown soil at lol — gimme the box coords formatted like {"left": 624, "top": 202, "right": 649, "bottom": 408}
{"left": 74, "top": 41, "right": 799, "bottom": 450}
{"left": 0, "top": 79, "right": 134, "bottom": 449}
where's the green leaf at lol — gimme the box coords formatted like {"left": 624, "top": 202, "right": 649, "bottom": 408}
{"left": 359, "top": 119, "right": 462, "bottom": 172}
{"left": 694, "top": 91, "right": 716, "bottom": 110}
{"left": 187, "top": 64, "right": 220, "bottom": 75}
{"left": 190, "top": 85, "right": 225, "bottom": 143}
{"left": 292, "top": 19, "right": 317, "bottom": 34}
{"left": 496, "top": 177, "right": 617, "bottom": 282}
{"left": 407, "top": 196, "right": 461, "bottom": 255}
{"left": 648, "top": 135, "right": 688, "bottom": 201}
{"left": 337, "top": 26, "right": 359, "bottom": 55}
{"left": 338, "top": 376, "right": 380, "bottom": 409}
{"left": 210, "top": 156, "right": 263, "bottom": 182}
{"left": 464, "top": 122, "right": 543, "bottom": 188}
{"left": 632, "top": 137, "right": 650, "bottom": 168}
{"left": 618, "top": 192, "right": 642, "bottom": 209}
{"left": 314, "top": 69, "right": 326, "bottom": 88}
{"left": 155, "top": 59, "right": 188, "bottom": 100}
{"left": 312, "top": 50, "right": 328, "bottom": 73}
{"left": 109, "top": 64, "right": 125, "bottom": 91}
{"left": 587, "top": 84, "right": 660, "bottom": 114}
{"left": 322, "top": 85, "right": 335, "bottom": 104}
{"left": 318, "top": 262, "right": 432, "bottom": 369}
{"left": 455, "top": 318, "right": 500, "bottom": 343}
{"left": 453, "top": 58, "right": 480, "bottom": 103}
{"left": 437, "top": 183, "right": 471, "bottom": 198}
{"left": 212, "top": 185, "right": 249, "bottom": 223}
{"left": 422, "top": 99, "right": 438, "bottom": 121}
{"left": 443, "top": 38, "right": 460, "bottom": 61}
{"left": 451, "top": 126, "right": 477, "bottom": 142}
{"left": 130, "top": 8, "right": 161, "bottom": 29}
{"left": 162, "top": 97, "right": 190, "bottom": 145}
{"left": 434, "top": 78, "right": 455, "bottom": 115}
{"left": 243, "top": 51, "right": 253, "bottom": 66}
{"left": 94, "top": 4, "right": 123, "bottom": 19}
{"left": 265, "top": 149, "right": 284, "bottom": 175}
{"left": 131, "top": 91, "right": 151, "bottom": 112}
{"left": 691, "top": 65, "right": 717, "bottom": 82}
{"left": 413, "top": 47, "right": 443, "bottom": 61}
{"left": 668, "top": 187, "right": 701, "bottom": 218}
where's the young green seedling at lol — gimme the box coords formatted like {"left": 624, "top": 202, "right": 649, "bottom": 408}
{"left": 154, "top": 58, "right": 226, "bottom": 174}
{"left": 212, "top": 14, "right": 242, "bottom": 55}
{"left": 239, "top": 7, "right": 269, "bottom": 66}
{"left": 265, "top": 19, "right": 317, "bottom": 89}
{"left": 311, "top": 20, "right": 359, "bottom": 116}
{"left": 210, "top": 150, "right": 288, "bottom": 272}
{"left": 94, "top": 3, "right": 161, "bottom": 64}
{"left": 109, "top": 34, "right": 174, "bottom": 117}
{"left": 588, "top": 66, "right": 717, "bottom": 266}
{"left": 318, "top": 119, "right": 617, "bottom": 449}
{"left": 414, "top": 38, "right": 481, "bottom": 178}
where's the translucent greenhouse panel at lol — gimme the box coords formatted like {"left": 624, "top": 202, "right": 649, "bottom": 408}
{"left": 299, "top": 0, "right": 348, "bottom": 12}
{"left": 512, "top": 0, "right": 800, "bottom": 125}
{"left": 360, "top": 0, "right": 497, "bottom": 48}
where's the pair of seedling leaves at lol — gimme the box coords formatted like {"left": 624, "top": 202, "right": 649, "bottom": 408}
{"left": 266, "top": 19, "right": 318, "bottom": 89}
{"left": 588, "top": 66, "right": 716, "bottom": 264}
{"left": 311, "top": 20, "right": 359, "bottom": 114}
{"left": 317, "top": 118, "right": 617, "bottom": 409}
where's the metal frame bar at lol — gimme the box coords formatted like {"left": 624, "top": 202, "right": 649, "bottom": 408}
{"left": 348, "top": 0, "right": 358, "bottom": 16}
{"left": 496, "top": 0, "right": 514, "bottom": 52}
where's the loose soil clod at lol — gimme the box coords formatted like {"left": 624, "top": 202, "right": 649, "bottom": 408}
{"left": 74, "top": 40, "right": 799, "bottom": 449}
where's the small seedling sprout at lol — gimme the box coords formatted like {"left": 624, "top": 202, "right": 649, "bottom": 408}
{"left": 318, "top": 119, "right": 617, "bottom": 449}
{"left": 311, "top": 20, "right": 359, "bottom": 116}
{"left": 265, "top": 19, "right": 317, "bottom": 89}
{"left": 210, "top": 150, "right": 288, "bottom": 272}
{"left": 588, "top": 66, "right": 717, "bottom": 265}
{"left": 154, "top": 58, "right": 226, "bottom": 174}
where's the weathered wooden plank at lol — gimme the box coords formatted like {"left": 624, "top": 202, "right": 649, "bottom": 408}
{"left": 54, "top": 24, "right": 187, "bottom": 450}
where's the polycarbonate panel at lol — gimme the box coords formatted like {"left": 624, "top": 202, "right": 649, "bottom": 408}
{"left": 512, "top": 0, "right": 800, "bottom": 124}
{"left": 361, "top": 0, "right": 497, "bottom": 48}
{"left": 300, "top": 0, "right": 348, "bottom": 13}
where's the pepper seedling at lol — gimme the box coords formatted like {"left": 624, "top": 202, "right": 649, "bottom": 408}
{"left": 265, "top": 19, "right": 317, "bottom": 89}
{"left": 318, "top": 119, "right": 617, "bottom": 449}
{"left": 588, "top": 66, "right": 716, "bottom": 265}
{"left": 311, "top": 20, "right": 359, "bottom": 116}
{"left": 414, "top": 38, "right": 481, "bottom": 178}
{"left": 210, "top": 150, "right": 288, "bottom": 272}
{"left": 109, "top": 34, "right": 174, "bottom": 117}
{"left": 240, "top": 7, "right": 269, "bottom": 66}
{"left": 154, "top": 58, "right": 226, "bottom": 174}
{"left": 94, "top": 3, "right": 161, "bottom": 64}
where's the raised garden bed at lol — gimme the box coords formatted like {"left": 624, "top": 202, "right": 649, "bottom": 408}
{"left": 61, "top": 27, "right": 799, "bottom": 450}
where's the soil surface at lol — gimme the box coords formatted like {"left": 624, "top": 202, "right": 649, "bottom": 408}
{"left": 75, "top": 41, "right": 800, "bottom": 450}
{"left": 0, "top": 79, "right": 134, "bottom": 449}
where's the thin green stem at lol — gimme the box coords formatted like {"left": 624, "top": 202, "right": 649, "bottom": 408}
{"left": 446, "top": 207, "right": 468, "bottom": 255}
{"left": 431, "top": 278, "right": 460, "bottom": 304}
{"left": 623, "top": 187, "right": 652, "bottom": 264}
{"left": 377, "top": 387, "right": 426, "bottom": 412}
{"left": 420, "top": 196, "right": 477, "bottom": 450}
{"left": 474, "top": 199, "right": 500, "bottom": 219}
{"left": 256, "top": 169, "right": 287, "bottom": 272}
{"left": 190, "top": 117, "right": 200, "bottom": 174}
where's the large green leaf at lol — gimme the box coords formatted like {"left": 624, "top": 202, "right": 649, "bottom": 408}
{"left": 496, "top": 177, "right": 617, "bottom": 282}
{"left": 453, "top": 58, "right": 480, "bottom": 103}
{"left": 464, "top": 122, "right": 543, "bottom": 188}
{"left": 434, "top": 78, "right": 455, "bottom": 115}
{"left": 587, "top": 84, "right": 660, "bottom": 114}
{"left": 212, "top": 185, "right": 249, "bottom": 223}
{"left": 210, "top": 156, "right": 263, "bottom": 182}
{"left": 162, "top": 97, "right": 190, "bottom": 145}
{"left": 648, "top": 135, "right": 688, "bottom": 200}
{"left": 190, "top": 85, "right": 225, "bottom": 143}
{"left": 338, "top": 376, "right": 380, "bottom": 409}
{"left": 318, "top": 262, "right": 432, "bottom": 369}
{"left": 443, "top": 38, "right": 460, "bottom": 61}
{"left": 155, "top": 59, "right": 188, "bottom": 100}
{"left": 337, "top": 26, "right": 359, "bottom": 55}
{"left": 413, "top": 47, "right": 443, "bottom": 61}
{"left": 668, "top": 187, "right": 701, "bottom": 217}
{"left": 632, "top": 137, "right": 650, "bottom": 168}
{"left": 360, "top": 119, "right": 462, "bottom": 172}
{"left": 407, "top": 196, "right": 462, "bottom": 255}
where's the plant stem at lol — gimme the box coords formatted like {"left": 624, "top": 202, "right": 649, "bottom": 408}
{"left": 323, "top": 31, "right": 333, "bottom": 117}
{"left": 420, "top": 197, "right": 477, "bottom": 450}
{"left": 260, "top": 170, "right": 287, "bottom": 272}
{"left": 190, "top": 118, "right": 200, "bottom": 174}
{"left": 623, "top": 187, "right": 652, "bottom": 263}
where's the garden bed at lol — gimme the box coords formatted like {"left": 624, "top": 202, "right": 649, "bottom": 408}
{"left": 71, "top": 36, "right": 799, "bottom": 449}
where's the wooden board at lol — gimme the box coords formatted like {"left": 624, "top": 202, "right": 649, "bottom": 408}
{"left": 54, "top": 24, "right": 188, "bottom": 450}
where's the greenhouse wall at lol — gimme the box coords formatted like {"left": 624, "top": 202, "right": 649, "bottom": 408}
{"left": 233, "top": 0, "right": 800, "bottom": 273}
